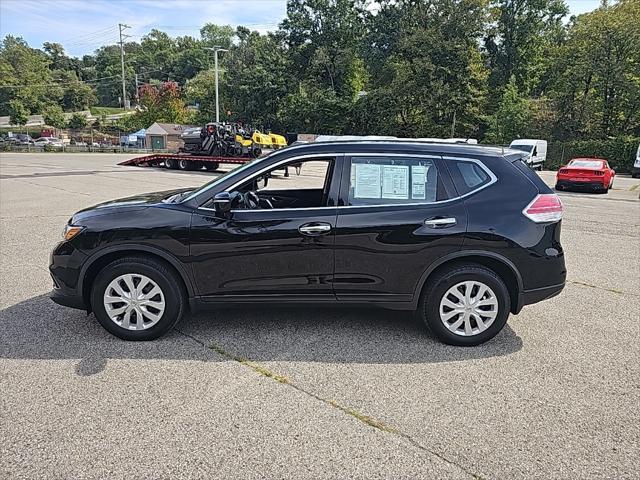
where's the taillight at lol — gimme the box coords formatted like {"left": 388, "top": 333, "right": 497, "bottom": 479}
{"left": 593, "top": 171, "right": 604, "bottom": 176}
{"left": 558, "top": 168, "right": 566, "bottom": 174}
{"left": 522, "top": 194, "right": 563, "bottom": 223}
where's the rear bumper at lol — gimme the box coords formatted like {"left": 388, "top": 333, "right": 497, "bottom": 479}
{"left": 556, "top": 179, "right": 606, "bottom": 191}
{"left": 517, "top": 282, "right": 565, "bottom": 312}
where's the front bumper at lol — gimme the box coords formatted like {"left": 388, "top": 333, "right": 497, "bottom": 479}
{"left": 49, "top": 240, "right": 88, "bottom": 311}
{"left": 51, "top": 284, "right": 86, "bottom": 310}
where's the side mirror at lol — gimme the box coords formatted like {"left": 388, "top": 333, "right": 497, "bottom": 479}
{"left": 213, "top": 191, "right": 231, "bottom": 216}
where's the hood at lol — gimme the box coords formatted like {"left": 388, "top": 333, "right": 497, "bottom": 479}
{"left": 71, "top": 187, "right": 194, "bottom": 223}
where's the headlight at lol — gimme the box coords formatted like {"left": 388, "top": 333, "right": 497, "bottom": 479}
{"left": 63, "top": 225, "right": 84, "bottom": 241}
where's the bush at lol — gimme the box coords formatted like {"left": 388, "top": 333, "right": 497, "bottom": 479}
{"left": 547, "top": 137, "right": 640, "bottom": 172}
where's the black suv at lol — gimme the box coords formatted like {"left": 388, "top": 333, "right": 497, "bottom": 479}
{"left": 50, "top": 141, "right": 566, "bottom": 346}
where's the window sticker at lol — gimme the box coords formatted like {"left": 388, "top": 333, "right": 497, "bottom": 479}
{"left": 411, "top": 165, "right": 428, "bottom": 199}
{"left": 381, "top": 165, "right": 409, "bottom": 199}
{"left": 354, "top": 163, "right": 381, "bottom": 198}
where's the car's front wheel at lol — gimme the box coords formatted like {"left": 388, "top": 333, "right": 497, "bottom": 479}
{"left": 91, "top": 256, "right": 185, "bottom": 340}
{"left": 420, "top": 264, "right": 510, "bottom": 346}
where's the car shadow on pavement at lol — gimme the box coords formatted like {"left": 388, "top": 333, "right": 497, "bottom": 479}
{"left": 0, "top": 295, "right": 522, "bottom": 367}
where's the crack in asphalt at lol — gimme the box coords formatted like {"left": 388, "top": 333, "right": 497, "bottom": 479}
{"left": 569, "top": 280, "right": 638, "bottom": 297}
{"left": 175, "top": 328, "right": 484, "bottom": 479}
{"left": 2, "top": 177, "right": 91, "bottom": 196}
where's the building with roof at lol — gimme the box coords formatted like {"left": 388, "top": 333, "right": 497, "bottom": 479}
{"left": 145, "top": 122, "right": 193, "bottom": 151}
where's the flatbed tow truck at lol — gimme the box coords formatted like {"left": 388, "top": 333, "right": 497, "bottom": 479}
{"left": 118, "top": 121, "right": 286, "bottom": 172}
{"left": 117, "top": 153, "right": 254, "bottom": 172}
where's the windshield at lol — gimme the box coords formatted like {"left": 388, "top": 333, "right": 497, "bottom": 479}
{"left": 181, "top": 156, "right": 264, "bottom": 202}
{"left": 569, "top": 160, "right": 603, "bottom": 168}
{"left": 510, "top": 144, "right": 533, "bottom": 153}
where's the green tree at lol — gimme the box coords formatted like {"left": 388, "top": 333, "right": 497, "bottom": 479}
{"left": 8, "top": 99, "right": 29, "bottom": 126}
{"left": 43, "top": 104, "right": 67, "bottom": 128}
{"left": 358, "top": 0, "right": 490, "bottom": 137}
{"left": 68, "top": 112, "right": 88, "bottom": 129}
{"left": 222, "top": 27, "right": 291, "bottom": 129}
{"left": 185, "top": 69, "right": 217, "bottom": 123}
{"left": 485, "top": 77, "right": 532, "bottom": 143}
{"left": 484, "top": 0, "right": 569, "bottom": 95}
{"left": 133, "top": 82, "right": 188, "bottom": 127}
{"left": 547, "top": 0, "right": 640, "bottom": 139}
{"left": 62, "top": 80, "right": 97, "bottom": 111}
{"left": 0, "top": 36, "right": 59, "bottom": 115}
{"left": 199, "top": 24, "right": 234, "bottom": 49}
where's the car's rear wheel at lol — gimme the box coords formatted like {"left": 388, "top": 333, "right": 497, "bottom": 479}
{"left": 420, "top": 264, "right": 510, "bottom": 346}
{"left": 91, "top": 256, "right": 185, "bottom": 341}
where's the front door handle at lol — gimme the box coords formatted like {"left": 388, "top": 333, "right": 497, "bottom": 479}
{"left": 424, "top": 217, "right": 457, "bottom": 228}
{"left": 299, "top": 223, "right": 332, "bottom": 236}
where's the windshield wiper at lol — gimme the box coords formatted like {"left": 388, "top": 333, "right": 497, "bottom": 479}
{"left": 163, "top": 190, "right": 194, "bottom": 204}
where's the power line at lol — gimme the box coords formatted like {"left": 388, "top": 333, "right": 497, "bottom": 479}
{"left": 0, "top": 75, "right": 123, "bottom": 89}
{"left": 60, "top": 26, "right": 119, "bottom": 42}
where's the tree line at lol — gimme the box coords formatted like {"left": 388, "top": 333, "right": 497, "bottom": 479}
{"left": 1, "top": 0, "right": 638, "bottom": 143}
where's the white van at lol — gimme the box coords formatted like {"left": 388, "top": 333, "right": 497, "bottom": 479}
{"left": 509, "top": 139, "right": 547, "bottom": 170}
{"left": 632, "top": 143, "right": 640, "bottom": 178}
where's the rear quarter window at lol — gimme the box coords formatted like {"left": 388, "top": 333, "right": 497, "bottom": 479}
{"left": 448, "top": 160, "right": 493, "bottom": 196}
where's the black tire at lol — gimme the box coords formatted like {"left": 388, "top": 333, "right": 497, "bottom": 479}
{"left": 419, "top": 263, "right": 510, "bottom": 346}
{"left": 555, "top": 183, "right": 562, "bottom": 191}
{"left": 165, "top": 158, "right": 178, "bottom": 169}
{"left": 91, "top": 256, "right": 185, "bottom": 341}
{"left": 178, "top": 159, "right": 195, "bottom": 171}
{"left": 204, "top": 162, "right": 219, "bottom": 171}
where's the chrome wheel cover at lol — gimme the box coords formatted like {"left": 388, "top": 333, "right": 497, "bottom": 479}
{"left": 103, "top": 274, "right": 165, "bottom": 330}
{"left": 439, "top": 281, "right": 499, "bottom": 337}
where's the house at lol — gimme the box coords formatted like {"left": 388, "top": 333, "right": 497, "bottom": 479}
{"left": 145, "top": 122, "right": 192, "bottom": 151}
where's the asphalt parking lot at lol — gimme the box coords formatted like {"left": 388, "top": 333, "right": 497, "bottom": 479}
{"left": 1, "top": 152, "right": 639, "bottom": 479}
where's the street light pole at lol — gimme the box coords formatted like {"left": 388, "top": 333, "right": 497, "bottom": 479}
{"left": 214, "top": 49, "right": 220, "bottom": 123}
{"left": 206, "top": 47, "right": 228, "bottom": 122}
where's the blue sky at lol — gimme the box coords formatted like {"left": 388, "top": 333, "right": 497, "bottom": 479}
{"left": 0, "top": 0, "right": 602, "bottom": 58}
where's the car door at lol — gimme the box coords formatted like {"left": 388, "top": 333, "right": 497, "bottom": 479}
{"left": 189, "top": 155, "right": 341, "bottom": 300}
{"left": 333, "top": 153, "right": 468, "bottom": 303}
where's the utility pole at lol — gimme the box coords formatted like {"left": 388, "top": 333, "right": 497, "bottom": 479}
{"left": 134, "top": 72, "right": 139, "bottom": 106}
{"left": 118, "top": 23, "right": 131, "bottom": 109}
{"left": 214, "top": 49, "right": 220, "bottom": 122}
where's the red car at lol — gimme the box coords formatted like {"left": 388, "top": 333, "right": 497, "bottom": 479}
{"left": 555, "top": 157, "right": 615, "bottom": 193}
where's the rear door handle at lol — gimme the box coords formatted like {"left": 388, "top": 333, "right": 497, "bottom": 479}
{"left": 424, "top": 217, "right": 457, "bottom": 228}
{"left": 299, "top": 222, "right": 332, "bottom": 236}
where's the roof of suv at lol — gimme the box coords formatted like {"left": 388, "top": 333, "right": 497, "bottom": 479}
{"left": 280, "top": 140, "right": 518, "bottom": 158}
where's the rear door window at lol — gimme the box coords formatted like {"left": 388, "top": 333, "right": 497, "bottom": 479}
{"left": 346, "top": 156, "right": 449, "bottom": 206}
